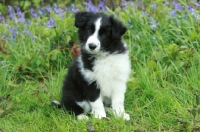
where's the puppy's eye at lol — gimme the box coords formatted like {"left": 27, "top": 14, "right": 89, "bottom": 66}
{"left": 88, "top": 29, "right": 92, "bottom": 33}
{"left": 101, "top": 34, "right": 106, "bottom": 37}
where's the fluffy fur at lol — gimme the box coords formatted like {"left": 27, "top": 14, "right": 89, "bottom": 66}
{"left": 52, "top": 12, "right": 131, "bottom": 120}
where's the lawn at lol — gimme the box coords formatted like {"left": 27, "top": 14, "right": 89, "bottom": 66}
{"left": 0, "top": 0, "right": 200, "bottom": 131}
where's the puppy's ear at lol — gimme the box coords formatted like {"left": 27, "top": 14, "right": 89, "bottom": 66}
{"left": 109, "top": 16, "right": 127, "bottom": 40}
{"left": 74, "top": 12, "right": 93, "bottom": 28}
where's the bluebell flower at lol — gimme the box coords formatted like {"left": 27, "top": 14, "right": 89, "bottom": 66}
{"left": 25, "top": 20, "right": 31, "bottom": 26}
{"left": 64, "top": 7, "right": 68, "bottom": 12}
{"left": 14, "top": 6, "right": 25, "bottom": 23}
{"left": 46, "top": 17, "right": 56, "bottom": 28}
{"left": 151, "top": 3, "right": 157, "bottom": 9}
{"left": 170, "top": 10, "right": 176, "bottom": 17}
{"left": 83, "top": 0, "right": 99, "bottom": 12}
{"left": 194, "top": 2, "right": 200, "bottom": 7}
{"left": 23, "top": 28, "right": 32, "bottom": 36}
{"left": 173, "top": 0, "right": 182, "bottom": 11}
{"left": 15, "top": 6, "right": 22, "bottom": 18}
{"left": 83, "top": 0, "right": 93, "bottom": 11}
{"left": 53, "top": 7, "right": 63, "bottom": 15}
{"left": 98, "top": 0, "right": 106, "bottom": 11}
{"left": 188, "top": 5, "right": 200, "bottom": 19}
{"left": 0, "top": 12, "right": 4, "bottom": 21}
{"left": 121, "top": 0, "right": 127, "bottom": 7}
{"left": 38, "top": 9, "right": 45, "bottom": 16}
{"left": 30, "top": 8, "right": 38, "bottom": 18}
{"left": 18, "top": 13, "right": 25, "bottom": 23}
{"left": 9, "top": 27, "right": 18, "bottom": 41}
{"left": 23, "top": 29, "right": 35, "bottom": 42}
{"left": 188, "top": 6, "right": 195, "bottom": 13}
{"left": 193, "top": 13, "right": 199, "bottom": 19}
{"left": 8, "top": 6, "right": 15, "bottom": 19}
{"left": 44, "top": 5, "right": 51, "bottom": 13}
{"left": 71, "top": 4, "right": 79, "bottom": 12}
{"left": 164, "top": 1, "right": 169, "bottom": 6}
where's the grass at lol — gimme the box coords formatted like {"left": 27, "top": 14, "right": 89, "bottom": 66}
{"left": 1, "top": 1, "right": 200, "bottom": 131}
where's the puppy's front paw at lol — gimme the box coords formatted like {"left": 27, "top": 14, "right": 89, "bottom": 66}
{"left": 123, "top": 113, "right": 130, "bottom": 121}
{"left": 93, "top": 112, "right": 106, "bottom": 119}
{"left": 114, "top": 111, "right": 130, "bottom": 121}
{"left": 77, "top": 114, "right": 89, "bottom": 120}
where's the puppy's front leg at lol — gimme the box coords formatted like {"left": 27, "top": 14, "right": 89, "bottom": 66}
{"left": 90, "top": 96, "right": 106, "bottom": 119}
{"left": 111, "top": 90, "right": 130, "bottom": 121}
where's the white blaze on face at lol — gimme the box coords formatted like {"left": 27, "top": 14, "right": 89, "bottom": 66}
{"left": 86, "top": 18, "right": 102, "bottom": 53}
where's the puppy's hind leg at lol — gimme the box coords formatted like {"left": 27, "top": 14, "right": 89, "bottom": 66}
{"left": 76, "top": 100, "right": 91, "bottom": 120}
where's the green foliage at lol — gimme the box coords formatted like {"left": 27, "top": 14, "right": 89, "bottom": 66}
{"left": 0, "top": 11, "right": 76, "bottom": 81}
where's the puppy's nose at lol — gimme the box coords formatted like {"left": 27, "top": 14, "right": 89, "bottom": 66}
{"left": 89, "top": 43, "right": 97, "bottom": 50}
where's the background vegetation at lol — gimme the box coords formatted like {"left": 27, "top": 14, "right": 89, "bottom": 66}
{"left": 0, "top": 0, "right": 200, "bottom": 131}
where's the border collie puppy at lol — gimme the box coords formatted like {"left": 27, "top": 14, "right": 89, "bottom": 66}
{"left": 52, "top": 12, "right": 131, "bottom": 120}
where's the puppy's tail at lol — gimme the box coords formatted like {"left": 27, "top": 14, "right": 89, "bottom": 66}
{"left": 51, "top": 100, "right": 62, "bottom": 109}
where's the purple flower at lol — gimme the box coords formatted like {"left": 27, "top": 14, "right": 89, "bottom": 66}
{"left": 53, "top": 7, "right": 63, "bottom": 15}
{"left": 193, "top": 13, "right": 200, "bottom": 19}
{"left": 53, "top": 3, "right": 60, "bottom": 14}
{"left": 194, "top": 2, "right": 200, "bottom": 7}
{"left": 170, "top": 10, "right": 176, "bottom": 17}
{"left": 64, "top": 7, "right": 68, "bottom": 12}
{"left": 83, "top": 0, "right": 93, "bottom": 11}
{"left": 23, "top": 29, "right": 35, "bottom": 42}
{"left": 44, "top": 5, "right": 51, "bottom": 13}
{"left": 23, "top": 28, "right": 32, "bottom": 36}
{"left": 14, "top": 6, "right": 25, "bottom": 23}
{"left": 9, "top": 27, "right": 18, "bottom": 41}
{"left": 30, "top": 8, "right": 38, "bottom": 18}
{"left": 71, "top": 4, "right": 79, "bottom": 12}
{"left": 188, "top": 5, "right": 200, "bottom": 19}
{"left": 18, "top": 13, "right": 25, "bottom": 23}
{"left": 15, "top": 6, "right": 21, "bottom": 18}
{"left": 188, "top": 6, "right": 196, "bottom": 13}
{"left": 121, "top": 0, "right": 127, "bottom": 7}
{"left": 164, "top": 1, "right": 169, "bottom": 6}
{"left": 151, "top": 3, "right": 157, "bottom": 9}
{"left": 46, "top": 17, "right": 55, "bottom": 28}
{"left": 83, "top": 0, "right": 101, "bottom": 12}
{"left": 0, "top": 12, "right": 4, "bottom": 21}
{"left": 38, "top": 9, "right": 45, "bottom": 16}
{"left": 99, "top": 0, "right": 106, "bottom": 11}
{"left": 173, "top": 0, "right": 182, "bottom": 11}
{"left": 8, "top": 6, "right": 15, "bottom": 19}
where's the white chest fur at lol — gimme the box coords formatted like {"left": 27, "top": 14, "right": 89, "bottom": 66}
{"left": 78, "top": 52, "right": 131, "bottom": 98}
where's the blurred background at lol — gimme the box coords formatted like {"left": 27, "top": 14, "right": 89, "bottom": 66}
{"left": 0, "top": 0, "right": 123, "bottom": 12}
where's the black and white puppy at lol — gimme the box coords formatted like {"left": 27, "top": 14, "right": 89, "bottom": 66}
{"left": 52, "top": 12, "right": 131, "bottom": 120}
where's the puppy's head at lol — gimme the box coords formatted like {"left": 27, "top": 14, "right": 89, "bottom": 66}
{"left": 75, "top": 12, "right": 127, "bottom": 54}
